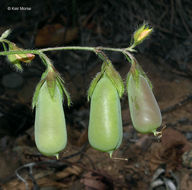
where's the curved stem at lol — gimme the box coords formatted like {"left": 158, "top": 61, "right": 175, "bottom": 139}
{"left": 39, "top": 51, "right": 53, "bottom": 67}
{"left": 0, "top": 45, "right": 135, "bottom": 66}
{"left": 0, "top": 46, "right": 133, "bottom": 56}
{"left": 123, "top": 50, "right": 136, "bottom": 65}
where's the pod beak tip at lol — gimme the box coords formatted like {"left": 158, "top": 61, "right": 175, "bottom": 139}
{"left": 108, "top": 151, "right": 113, "bottom": 159}
{"left": 55, "top": 153, "right": 59, "bottom": 160}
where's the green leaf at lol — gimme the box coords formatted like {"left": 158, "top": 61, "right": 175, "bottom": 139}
{"left": 87, "top": 72, "right": 103, "bottom": 101}
{"left": 32, "top": 79, "right": 46, "bottom": 109}
{"left": 56, "top": 74, "right": 71, "bottom": 107}
{"left": 0, "top": 29, "right": 11, "bottom": 40}
{"left": 105, "top": 63, "right": 124, "bottom": 98}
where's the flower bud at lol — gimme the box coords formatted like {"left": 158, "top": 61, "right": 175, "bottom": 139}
{"left": 8, "top": 43, "right": 35, "bottom": 64}
{"left": 133, "top": 24, "right": 152, "bottom": 46}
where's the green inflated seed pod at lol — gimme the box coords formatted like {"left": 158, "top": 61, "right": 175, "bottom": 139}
{"left": 35, "top": 81, "right": 67, "bottom": 157}
{"left": 88, "top": 74, "right": 123, "bottom": 154}
{"left": 127, "top": 74, "right": 162, "bottom": 134}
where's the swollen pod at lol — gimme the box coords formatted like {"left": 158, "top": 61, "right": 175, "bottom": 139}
{"left": 88, "top": 74, "right": 123, "bottom": 153}
{"left": 127, "top": 74, "right": 162, "bottom": 134}
{"left": 34, "top": 81, "right": 67, "bottom": 157}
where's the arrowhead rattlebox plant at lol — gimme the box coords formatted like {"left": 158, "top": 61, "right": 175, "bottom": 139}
{"left": 0, "top": 24, "right": 163, "bottom": 159}
{"left": 33, "top": 66, "right": 70, "bottom": 158}
{"left": 88, "top": 62, "right": 124, "bottom": 156}
{"left": 127, "top": 62, "right": 162, "bottom": 134}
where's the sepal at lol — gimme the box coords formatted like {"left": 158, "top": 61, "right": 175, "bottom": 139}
{"left": 137, "top": 63, "right": 152, "bottom": 88}
{"left": 127, "top": 61, "right": 152, "bottom": 90}
{"left": 32, "top": 78, "right": 46, "bottom": 110}
{"left": 7, "top": 55, "right": 23, "bottom": 72}
{"left": 56, "top": 73, "right": 71, "bottom": 107}
{"left": 46, "top": 67, "right": 57, "bottom": 98}
{"left": 105, "top": 62, "right": 124, "bottom": 98}
{"left": 87, "top": 72, "right": 103, "bottom": 101}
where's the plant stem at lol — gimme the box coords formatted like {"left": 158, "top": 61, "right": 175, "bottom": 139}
{"left": 0, "top": 50, "right": 39, "bottom": 56}
{"left": 41, "top": 46, "right": 95, "bottom": 52}
{"left": 40, "top": 46, "right": 134, "bottom": 53}
{"left": 0, "top": 46, "right": 134, "bottom": 56}
{"left": 0, "top": 45, "right": 135, "bottom": 67}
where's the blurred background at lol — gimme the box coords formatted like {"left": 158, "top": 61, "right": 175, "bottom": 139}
{"left": 0, "top": 0, "right": 192, "bottom": 189}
